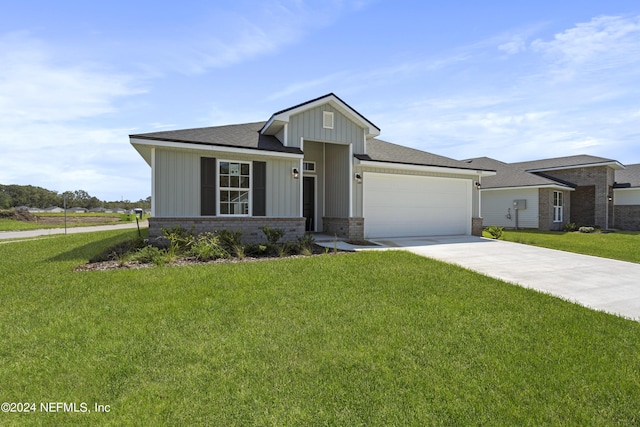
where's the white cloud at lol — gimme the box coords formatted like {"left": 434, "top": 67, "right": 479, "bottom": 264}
{"left": 498, "top": 38, "right": 526, "bottom": 55}
{"left": 0, "top": 32, "right": 148, "bottom": 200}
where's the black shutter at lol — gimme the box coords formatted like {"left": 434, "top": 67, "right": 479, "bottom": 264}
{"left": 253, "top": 161, "right": 266, "bottom": 216}
{"left": 201, "top": 157, "right": 216, "bottom": 216}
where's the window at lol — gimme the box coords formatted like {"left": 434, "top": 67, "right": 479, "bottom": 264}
{"left": 553, "top": 191, "right": 563, "bottom": 222}
{"left": 219, "top": 161, "right": 250, "bottom": 215}
{"left": 303, "top": 161, "right": 316, "bottom": 172}
{"left": 323, "top": 111, "right": 334, "bottom": 129}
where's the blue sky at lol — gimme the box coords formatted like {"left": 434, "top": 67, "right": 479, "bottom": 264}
{"left": 1, "top": 1, "right": 639, "bottom": 201}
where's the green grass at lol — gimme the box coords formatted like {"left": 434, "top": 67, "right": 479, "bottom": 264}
{"left": 493, "top": 229, "right": 640, "bottom": 264}
{"left": 1, "top": 231, "right": 639, "bottom": 425}
{"left": 0, "top": 218, "right": 59, "bottom": 231}
{"left": 0, "top": 213, "right": 140, "bottom": 232}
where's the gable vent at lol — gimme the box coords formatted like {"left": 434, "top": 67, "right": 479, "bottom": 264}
{"left": 323, "top": 111, "right": 334, "bottom": 129}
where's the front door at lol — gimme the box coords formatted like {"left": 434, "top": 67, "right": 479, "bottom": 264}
{"left": 303, "top": 176, "right": 315, "bottom": 232}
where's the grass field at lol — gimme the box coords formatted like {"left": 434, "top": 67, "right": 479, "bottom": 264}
{"left": 1, "top": 230, "right": 639, "bottom": 425}
{"left": 0, "top": 213, "right": 139, "bottom": 232}
{"left": 495, "top": 229, "right": 640, "bottom": 264}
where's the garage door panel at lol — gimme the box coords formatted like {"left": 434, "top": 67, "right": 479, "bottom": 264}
{"left": 364, "top": 172, "right": 470, "bottom": 238}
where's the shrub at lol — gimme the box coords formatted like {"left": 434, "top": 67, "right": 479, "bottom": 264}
{"left": 130, "top": 245, "right": 167, "bottom": 265}
{"left": 485, "top": 226, "right": 504, "bottom": 239}
{"left": 297, "top": 234, "right": 316, "bottom": 256}
{"left": 217, "top": 229, "right": 245, "bottom": 258}
{"left": 261, "top": 226, "right": 285, "bottom": 246}
{"left": 579, "top": 226, "right": 595, "bottom": 233}
{"left": 562, "top": 222, "right": 578, "bottom": 232}
{"left": 187, "top": 232, "right": 230, "bottom": 261}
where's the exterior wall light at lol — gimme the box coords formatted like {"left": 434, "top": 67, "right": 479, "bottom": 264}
{"left": 475, "top": 181, "right": 481, "bottom": 190}
{"left": 355, "top": 172, "right": 362, "bottom": 183}
{"left": 292, "top": 167, "right": 300, "bottom": 179}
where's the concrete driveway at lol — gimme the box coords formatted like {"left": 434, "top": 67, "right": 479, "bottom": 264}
{"left": 368, "top": 235, "right": 640, "bottom": 321}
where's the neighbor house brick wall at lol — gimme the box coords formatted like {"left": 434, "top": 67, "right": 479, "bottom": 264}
{"left": 148, "top": 217, "right": 305, "bottom": 244}
{"left": 614, "top": 206, "right": 640, "bottom": 230}
{"left": 538, "top": 188, "right": 571, "bottom": 231}
{"left": 323, "top": 217, "right": 364, "bottom": 240}
{"left": 539, "top": 166, "right": 614, "bottom": 228}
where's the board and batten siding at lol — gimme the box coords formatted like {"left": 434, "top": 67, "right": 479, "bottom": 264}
{"left": 325, "top": 144, "right": 350, "bottom": 217}
{"left": 302, "top": 141, "right": 325, "bottom": 230}
{"left": 481, "top": 188, "right": 539, "bottom": 228}
{"left": 353, "top": 166, "right": 478, "bottom": 218}
{"left": 154, "top": 148, "right": 300, "bottom": 217}
{"left": 288, "top": 105, "right": 365, "bottom": 152}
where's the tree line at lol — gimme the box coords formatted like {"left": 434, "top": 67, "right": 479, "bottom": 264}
{"left": 0, "top": 184, "right": 151, "bottom": 210}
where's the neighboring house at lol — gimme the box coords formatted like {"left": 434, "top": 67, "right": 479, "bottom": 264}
{"left": 465, "top": 155, "right": 632, "bottom": 230}
{"left": 67, "top": 207, "right": 88, "bottom": 213}
{"left": 130, "top": 93, "right": 495, "bottom": 242}
{"left": 89, "top": 207, "right": 108, "bottom": 213}
{"left": 45, "top": 206, "right": 64, "bottom": 213}
{"left": 613, "top": 163, "right": 640, "bottom": 230}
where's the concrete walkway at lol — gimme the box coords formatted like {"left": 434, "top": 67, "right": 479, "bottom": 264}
{"left": 317, "top": 235, "right": 640, "bottom": 321}
{"left": 0, "top": 220, "right": 148, "bottom": 241}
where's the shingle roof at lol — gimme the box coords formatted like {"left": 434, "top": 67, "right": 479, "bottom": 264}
{"left": 463, "top": 157, "right": 573, "bottom": 189}
{"left": 131, "top": 122, "right": 492, "bottom": 171}
{"left": 357, "top": 139, "right": 491, "bottom": 171}
{"left": 130, "top": 122, "right": 303, "bottom": 154}
{"left": 512, "top": 154, "right": 621, "bottom": 171}
{"left": 615, "top": 164, "right": 640, "bottom": 188}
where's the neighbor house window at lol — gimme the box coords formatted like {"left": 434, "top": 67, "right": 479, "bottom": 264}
{"left": 553, "top": 191, "right": 563, "bottom": 222}
{"left": 219, "top": 161, "right": 250, "bottom": 215}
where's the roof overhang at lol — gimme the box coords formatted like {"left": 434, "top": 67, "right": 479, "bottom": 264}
{"left": 130, "top": 137, "right": 303, "bottom": 166}
{"left": 481, "top": 184, "right": 575, "bottom": 192}
{"left": 526, "top": 161, "right": 626, "bottom": 173}
{"left": 355, "top": 159, "right": 496, "bottom": 177}
{"left": 261, "top": 93, "right": 381, "bottom": 139}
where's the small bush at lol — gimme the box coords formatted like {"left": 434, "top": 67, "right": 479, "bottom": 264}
{"left": 485, "top": 226, "right": 504, "bottom": 239}
{"left": 261, "top": 226, "right": 285, "bottom": 246}
{"left": 562, "top": 222, "right": 578, "bottom": 232}
{"left": 130, "top": 245, "right": 167, "bottom": 265}
{"left": 579, "top": 226, "right": 595, "bottom": 233}
{"left": 187, "top": 232, "right": 230, "bottom": 261}
{"left": 217, "top": 229, "right": 245, "bottom": 258}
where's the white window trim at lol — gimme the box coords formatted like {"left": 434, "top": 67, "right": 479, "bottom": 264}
{"left": 303, "top": 161, "right": 316, "bottom": 173}
{"left": 217, "top": 160, "right": 252, "bottom": 216}
{"left": 553, "top": 191, "right": 563, "bottom": 223}
{"left": 323, "top": 111, "right": 334, "bottom": 129}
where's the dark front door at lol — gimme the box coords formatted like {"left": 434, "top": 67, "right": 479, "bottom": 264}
{"left": 303, "top": 176, "right": 315, "bottom": 232}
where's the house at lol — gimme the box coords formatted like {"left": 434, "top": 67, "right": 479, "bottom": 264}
{"left": 130, "top": 93, "right": 495, "bottom": 242}
{"left": 45, "top": 206, "right": 64, "bottom": 213}
{"left": 613, "top": 163, "right": 640, "bottom": 230}
{"left": 465, "top": 155, "right": 637, "bottom": 230}
{"left": 66, "top": 207, "right": 88, "bottom": 213}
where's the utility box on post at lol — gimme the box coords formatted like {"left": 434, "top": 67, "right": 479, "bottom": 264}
{"left": 513, "top": 199, "right": 527, "bottom": 210}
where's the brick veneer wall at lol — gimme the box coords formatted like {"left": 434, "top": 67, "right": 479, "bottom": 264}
{"left": 614, "top": 206, "right": 640, "bottom": 230}
{"left": 323, "top": 217, "right": 364, "bottom": 240}
{"left": 148, "top": 217, "right": 305, "bottom": 244}
{"left": 540, "top": 166, "right": 613, "bottom": 228}
{"left": 471, "top": 217, "right": 483, "bottom": 236}
{"left": 538, "top": 188, "right": 571, "bottom": 231}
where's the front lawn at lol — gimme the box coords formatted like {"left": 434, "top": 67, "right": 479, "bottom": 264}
{"left": 1, "top": 230, "right": 639, "bottom": 425}
{"left": 494, "top": 229, "right": 640, "bottom": 264}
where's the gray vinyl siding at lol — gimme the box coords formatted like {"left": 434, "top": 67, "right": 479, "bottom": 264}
{"left": 325, "top": 144, "right": 350, "bottom": 217}
{"left": 275, "top": 126, "right": 286, "bottom": 146}
{"left": 481, "top": 188, "right": 539, "bottom": 228}
{"left": 154, "top": 148, "right": 300, "bottom": 218}
{"left": 302, "top": 141, "right": 325, "bottom": 230}
{"left": 288, "top": 105, "right": 365, "bottom": 151}
{"left": 353, "top": 166, "right": 477, "bottom": 217}
{"left": 155, "top": 149, "right": 200, "bottom": 216}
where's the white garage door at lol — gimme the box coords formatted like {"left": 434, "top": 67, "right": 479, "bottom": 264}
{"left": 363, "top": 172, "right": 471, "bottom": 238}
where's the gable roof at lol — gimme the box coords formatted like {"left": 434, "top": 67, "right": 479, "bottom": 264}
{"left": 260, "top": 93, "right": 381, "bottom": 138}
{"left": 130, "top": 122, "right": 302, "bottom": 155}
{"left": 615, "top": 163, "right": 640, "bottom": 188}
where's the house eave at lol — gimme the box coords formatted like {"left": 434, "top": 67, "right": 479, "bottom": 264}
{"left": 130, "top": 137, "right": 304, "bottom": 161}
{"left": 481, "top": 184, "right": 575, "bottom": 192}
{"left": 526, "top": 161, "right": 626, "bottom": 173}
{"left": 355, "top": 159, "right": 496, "bottom": 177}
